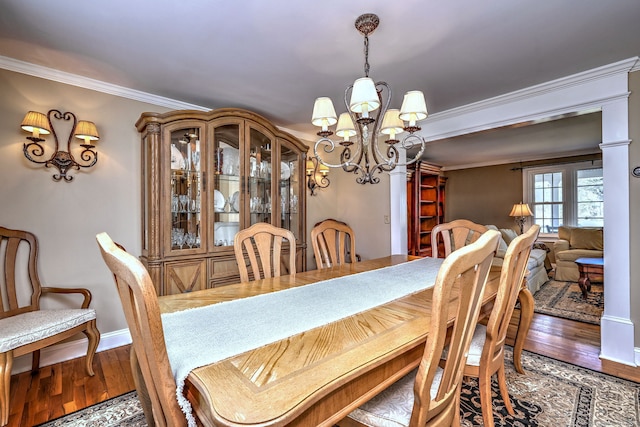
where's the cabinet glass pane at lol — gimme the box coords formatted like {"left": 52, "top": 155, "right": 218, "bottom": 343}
{"left": 248, "top": 128, "right": 272, "bottom": 226}
{"left": 213, "top": 124, "right": 240, "bottom": 247}
{"left": 170, "top": 128, "right": 202, "bottom": 250}
{"left": 280, "top": 142, "right": 300, "bottom": 240}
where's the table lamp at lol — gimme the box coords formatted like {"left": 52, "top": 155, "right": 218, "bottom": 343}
{"left": 509, "top": 202, "right": 533, "bottom": 234}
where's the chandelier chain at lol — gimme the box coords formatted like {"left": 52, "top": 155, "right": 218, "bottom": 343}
{"left": 363, "top": 35, "right": 370, "bottom": 78}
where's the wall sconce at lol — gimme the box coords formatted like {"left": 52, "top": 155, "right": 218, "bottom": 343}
{"left": 509, "top": 201, "right": 533, "bottom": 234}
{"left": 21, "top": 109, "right": 100, "bottom": 182}
{"left": 306, "top": 157, "right": 330, "bottom": 196}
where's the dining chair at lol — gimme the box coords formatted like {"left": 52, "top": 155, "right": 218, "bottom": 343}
{"left": 0, "top": 227, "right": 100, "bottom": 427}
{"left": 311, "top": 219, "right": 358, "bottom": 269}
{"left": 458, "top": 224, "right": 540, "bottom": 427}
{"left": 233, "top": 223, "right": 297, "bottom": 282}
{"left": 341, "top": 229, "right": 501, "bottom": 427}
{"left": 96, "top": 232, "right": 188, "bottom": 427}
{"left": 431, "top": 219, "right": 488, "bottom": 258}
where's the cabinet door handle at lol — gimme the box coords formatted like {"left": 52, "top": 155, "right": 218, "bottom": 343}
{"left": 202, "top": 171, "right": 206, "bottom": 191}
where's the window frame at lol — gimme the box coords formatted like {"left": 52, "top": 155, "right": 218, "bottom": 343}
{"left": 522, "top": 160, "right": 603, "bottom": 236}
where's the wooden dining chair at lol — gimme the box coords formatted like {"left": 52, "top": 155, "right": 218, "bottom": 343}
{"left": 431, "top": 219, "right": 488, "bottom": 258}
{"left": 96, "top": 232, "right": 188, "bottom": 427}
{"left": 233, "top": 223, "right": 297, "bottom": 282}
{"left": 341, "top": 229, "right": 501, "bottom": 427}
{"left": 0, "top": 227, "right": 100, "bottom": 427}
{"left": 459, "top": 224, "right": 540, "bottom": 427}
{"left": 311, "top": 219, "right": 358, "bottom": 269}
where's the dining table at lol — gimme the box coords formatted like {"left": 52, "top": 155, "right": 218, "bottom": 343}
{"left": 152, "top": 254, "right": 534, "bottom": 427}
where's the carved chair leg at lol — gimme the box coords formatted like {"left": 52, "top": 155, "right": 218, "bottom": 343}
{"left": 82, "top": 320, "right": 101, "bottom": 376}
{"left": 479, "top": 371, "right": 495, "bottom": 427}
{"left": 496, "top": 364, "right": 514, "bottom": 415}
{"left": 31, "top": 349, "right": 40, "bottom": 374}
{"left": 1, "top": 351, "right": 13, "bottom": 427}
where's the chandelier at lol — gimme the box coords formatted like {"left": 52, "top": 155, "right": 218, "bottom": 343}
{"left": 311, "top": 13, "right": 427, "bottom": 184}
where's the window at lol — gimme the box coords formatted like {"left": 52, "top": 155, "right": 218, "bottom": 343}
{"left": 524, "top": 162, "right": 603, "bottom": 234}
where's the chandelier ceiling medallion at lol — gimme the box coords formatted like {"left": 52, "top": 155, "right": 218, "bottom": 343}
{"left": 311, "top": 13, "right": 428, "bottom": 184}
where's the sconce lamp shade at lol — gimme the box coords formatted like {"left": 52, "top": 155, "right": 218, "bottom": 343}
{"left": 349, "top": 77, "right": 380, "bottom": 116}
{"left": 399, "top": 91, "right": 428, "bottom": 126}
{"left": 306, "top": 159, "right": 315, "bottom": 175}
{"left": 336, "top": 112, "right": 356, "bottom": 141}
{"left": 318, "top": 163, "right": 330, "bottom": 176}
{"left": 74, "top": 121, "right": 100, "bottom": 144}
{"left": 312, "top": 97, "right": 338, "bottom": 131}
{"left": 509, "top": 202, "right": 533, "bottom": 217}
{"left": 380, "top": 109, "right": 405, "bottom": 139}
{"left": 21, "top": 111, "right": 51, "bottom": 137}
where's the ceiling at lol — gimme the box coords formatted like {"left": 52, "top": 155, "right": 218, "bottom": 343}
{"left": 1, "top": 0, "right": 639, "bottom": 169}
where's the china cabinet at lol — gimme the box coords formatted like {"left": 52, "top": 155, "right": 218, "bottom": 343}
{"left": 407, "top": 161, "right": 446, "bottom": 257}
{"left": 136, "top": 108, "right": 307, "bottom": 295}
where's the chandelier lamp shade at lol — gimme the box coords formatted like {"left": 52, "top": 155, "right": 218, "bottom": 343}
{"left": 21, "top": 109, "right": 100, "bottom": 182}
{"left": 509, "top": 202, "right": 533, "bottom": 234}
{"left": 310, "top": 13, "right": 428, "bottom": 184}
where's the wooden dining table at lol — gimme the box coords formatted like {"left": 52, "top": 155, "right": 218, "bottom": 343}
{"left": 155, "top": 254, "right": 534, "bottom": 427}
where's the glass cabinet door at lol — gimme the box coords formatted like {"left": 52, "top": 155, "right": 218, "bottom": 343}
{"left": 169, "top": 126, "right": 203, "bottom": 253}
{"left": 212, "top": 122, "right": 241, "bottom": 248}
{"left": 279, "top": 139, "right": 301, "bottom": 240}
{"left": 247, "top": 125, "right": 274, "bottom": 227}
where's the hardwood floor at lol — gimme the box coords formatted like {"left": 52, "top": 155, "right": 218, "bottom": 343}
{"left": 7, "top": 313, "right": 640, "bottom": 426}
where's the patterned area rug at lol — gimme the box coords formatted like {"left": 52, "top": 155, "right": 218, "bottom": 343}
{"left": 36, "top": 349, "right": 639, "bottom": 427}
{"left": 533, "top": 280, "right": 604, "bottom": 325}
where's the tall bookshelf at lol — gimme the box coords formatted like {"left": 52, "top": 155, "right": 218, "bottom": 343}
{"left": 407, "top": 161, "right": 446, "bottom": 257}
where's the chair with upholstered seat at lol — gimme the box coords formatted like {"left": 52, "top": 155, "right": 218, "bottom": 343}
{"left": 341, "top": 230, "right": 501, "bottom": 427}
{"left": 233, "top": 223, "right": 297, "bottom": 282}
{"left": 459, "top": 224, "right": 540, "bottom": 427}
{"left": 96, "top": 232, "right": 189, "bottom": 427}
{"left": 0, "top": 227, "right": 100, "bottom": 427}
{"left": 431, "top": 219, "right": 488, "bottom": 258}
{"left": 311, "top": 219, "right": 358, "bottom": 269}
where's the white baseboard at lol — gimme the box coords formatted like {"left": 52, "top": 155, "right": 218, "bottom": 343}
{"left": 11, "top": 328, "right": 132, "bottom": 375}
{"left": 635, "top": 347, "right": 640, "bottom": 366}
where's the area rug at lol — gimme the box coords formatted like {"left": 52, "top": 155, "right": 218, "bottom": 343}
{"left": 37, "top": 349, "right": 639, "bottom": 427}
{"left": 533, "top": 280, "right": 604, "bottom": 325}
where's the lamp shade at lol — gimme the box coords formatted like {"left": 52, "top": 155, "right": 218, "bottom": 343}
{"left": 21, "top": 111, "right": 51, "bottom": 136}
{"left": 399, "top": 91, "right": 428, "bottom": 126}
{"left": 380, "top": 109, "right": 405, "bottom": 139}
{"left": 311, "top": 97, "right": 338, "bottom": 130}
{"left": 306, "top": 159, "right": 315, "bottom": 175}
{"left": 349, "top": 77, "right": 380, "bottom": 115}
{"left": 509, "top": 202, "right": 533, "bottom": 217}
{"left": 318, "top": 162, "right": 330, "bottom": 176}
{"left": 74, "top": 121, "right": 100, "bottom": 144}
{"left": 335, "top": 112, "right": 356, "bottom": 141}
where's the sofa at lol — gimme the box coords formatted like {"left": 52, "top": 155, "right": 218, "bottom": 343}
{"left": 486, "top": 225, "right": 550, "bottom": 295}
{"left": 552, "top": 226, "right": 603, "bottom": 282}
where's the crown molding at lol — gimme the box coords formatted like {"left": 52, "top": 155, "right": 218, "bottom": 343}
{"left": 422, "top": 57, "right": 638, "bottom": 142}
{"left": 440, "top": 148, "right": 602, "bottom": 171}
{"left": 0, "top": 55, "right": 210, "bottom": 111}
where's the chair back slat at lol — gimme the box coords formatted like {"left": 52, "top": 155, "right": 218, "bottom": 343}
{"left": 431, "top": 219, "right": 488, "bottom": 258}
{"left": 234, "top": 223, "right": 296, "bottom": 282}
{"left": 486, "top": 225, "right": 540, "bottom": 361}
{"left": 96, "top": 232, "right": 186, "bottom": 427}
{"left": 411, "top": 229, "right": 500, "bottom": 426}
{"left": 311, "top": 219, "right": 357, "bottom": 269}
{"left": 0, "top": 227, "right": 41, "bottom": 318}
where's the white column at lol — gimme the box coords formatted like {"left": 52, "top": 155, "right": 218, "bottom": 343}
{"left": 599, "top": 98, "right": 635, "bottom": 365}
{"left": 389, "top": 150, "right": 408, "bottom": 255}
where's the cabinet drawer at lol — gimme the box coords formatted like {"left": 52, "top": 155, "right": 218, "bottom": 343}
{"left": 208, "top": 257, "right": 240, "bottom": 285}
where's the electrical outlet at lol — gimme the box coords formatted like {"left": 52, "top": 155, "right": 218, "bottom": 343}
{"left": 384, "top": 215, "right": 390, "bottom": 224}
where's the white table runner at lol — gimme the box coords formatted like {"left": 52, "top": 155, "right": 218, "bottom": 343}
{"left": 161, "top": 256, "right": 443, "bottom": 426}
